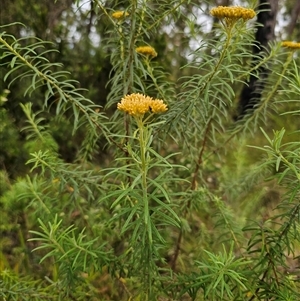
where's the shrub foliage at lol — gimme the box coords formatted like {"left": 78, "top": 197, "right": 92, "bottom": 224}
{"left": 1, "top": 1, "right": 299, "bottom": 300}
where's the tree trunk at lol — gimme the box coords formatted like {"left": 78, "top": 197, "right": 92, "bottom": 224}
{"left": 237, "top": 0, "right": 279, "bottom": 118}
{"left": 286, "top": 0, "right": 300, "bottom": 38}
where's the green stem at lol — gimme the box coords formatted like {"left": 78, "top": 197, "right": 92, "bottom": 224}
{"left": 0, "top": 37, "right": 90, "bottom": 117}
{"left": 197, "top": 24, "right": 234, "bottom": 99}
{"left": 27, "top": 177, "right": 51, "bottom": 214}
{"left": 20, "top": 103, "right": 45, "bottom": 142}
{"left": 137, "top": 0, "right": 147, "bottom": 37}
{"left": 138, "top": 0, "right": 186, "bottom": 38}
{"left": 171, "top": 25, "right": 235, "bottom": 271}
{"left": 136, "top": 118, "right": 151, "bottom": 242}
{"left": 136, "top": 116, "right": 152, "bottom": 299}
{"left": 203, "top": 51, "right": 295, "bottom": 165}
{"left": 232, "top": 51, "right": 293, "bottom": 135}
{"left": 0, "top": 36, "right": 126, "bottom": 152}
{"left": 145, "top": 59, "right": 166, "bottom": 100}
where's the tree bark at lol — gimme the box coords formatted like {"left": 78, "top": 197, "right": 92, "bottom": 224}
{"left": 237, "top": 0, "right": 279, "bottom": 118}
{"left": 286, "top": 0, "right": 300, "bottom": 38}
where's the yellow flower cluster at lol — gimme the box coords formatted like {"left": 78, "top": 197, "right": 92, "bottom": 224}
{"left": 136, "top": 46, "right": 158, "bottom": 58}
{"left": 210, "top": 6, "right": 256, "bottom": 21}
{"left": 117, "top": 93, "right": 167, "bottom": 117}
{"left": 281, "top": 41, "right": 300, "bottom": 50}
{"left": 112, "top": 11, "right": 129, "bottom": 19}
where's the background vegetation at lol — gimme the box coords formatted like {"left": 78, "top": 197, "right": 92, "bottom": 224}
{"left": 0, "top": 0, "right": 299, "bottom": 300}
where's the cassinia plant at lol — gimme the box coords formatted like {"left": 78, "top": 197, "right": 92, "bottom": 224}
{"left": 0, "top": 1, "right": 299, "bottom": 300}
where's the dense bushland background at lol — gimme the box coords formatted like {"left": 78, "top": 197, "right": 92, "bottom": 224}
{"left": 0, "top": 0, "right": 300, "bottom": 300}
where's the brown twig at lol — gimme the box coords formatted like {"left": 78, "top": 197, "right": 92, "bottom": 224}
{"left": 171, "top": 118, "right": 212, "bottom": 271}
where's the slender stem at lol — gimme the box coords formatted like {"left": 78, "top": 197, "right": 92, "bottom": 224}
{"left": 0, "top": 36, "right": 126, "bottom": 153}
{"left": 145, "top": 59, "right": 167, "bottom": 100}
{"left": 122, "top": 1, "right": 138, "bottom": 185}
{"left": 0, "top": 37, "right": 90, "bottom": 117}
{"left": 248, "top": 203, "right": 300, "bottom": 301}
{"left": 137, "top": 0, "right": 147, "bottom": 37}
{"left": 27, "top": 177, "right": 51, "bottom": 214}
{"left": 171, "top": 25, "right": 235, "bottom": 271}
{"left": 138, "top": 0, "right": 186, "bottom": 38}
{"left": 137, "top": 118, "right": 150, "bottom": 237}
{"left": 197, "top": 24, "right": 233, "bottom": 99}
{"left": 171, "top": 230, "right": 182, "bottom": 271}
{"left": 204, "top": 51, "right": 294, "bottom": 163}
{"left": 136, "top": 117, "right": 152, "bottom": 298}
{"left": 190, "top": 118, "right": 212, "bottom": 192}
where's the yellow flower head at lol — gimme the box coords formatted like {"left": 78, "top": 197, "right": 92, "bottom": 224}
{"left": 148, "top": 98, "right": 168, "bottom": 114}
{"left": 112, "top": 11, "right": 129, "bottom": 19}
{"left": 136, "top": 46, "right": 158, "bottom": 58}
{"left": 210, "top": 6, "right": 256, "bottom": 21}
{"left": 281, "top": 41, "right": 300, "bottom": 50}
{"left": 117, "top": 93, "right": 167, "bottom": 117}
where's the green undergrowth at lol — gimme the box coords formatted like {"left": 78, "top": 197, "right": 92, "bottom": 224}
{"left": 1, "top": 1, "right": 300, "bottom": 300}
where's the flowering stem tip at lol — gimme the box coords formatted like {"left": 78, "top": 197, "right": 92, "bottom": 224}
{"left": 281, "top": 41, "right": 300, "bottom": 50}
{"left": 112, "top": 11, "right": 129, "bottom": 19}
{"left": 136, "top": 46, "right": 157, "bottom": 58}
{"left": 117, "top": 93, "right": 167, "bottom": 117}
{"left": 210, "top": 6, "right": 256, "bottom": 21}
